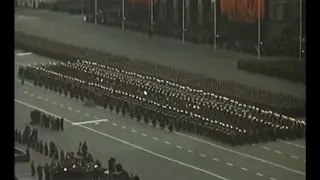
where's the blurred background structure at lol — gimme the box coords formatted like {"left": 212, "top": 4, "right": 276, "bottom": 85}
{"left": 78, "top": 0, "right": 305, "bottom": 60}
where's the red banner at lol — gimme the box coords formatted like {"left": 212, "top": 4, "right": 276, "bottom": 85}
{"left": 220, "top": 0, "right": 265, "bottom": 23}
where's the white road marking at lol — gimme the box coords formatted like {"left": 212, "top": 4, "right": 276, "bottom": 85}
{"left": 68, "top": 107, "right": 72, "bottom": 110}
{"left": 212, "top": 158, "right": 219, "bottom": 162}
{"left": 256, "top": 173, "right": 263, "bottom": 177}
{"left": 291, "top": 155, "right": 299, "bottom": 160}
{"left": 76, "top": 110, "right": 80, "bottom": 113}
{"left": 24, "top": 91, "right": 28, "bottom": 94}
{"left": 15, "top": 99, "right": 230, "bottom": 180}
{"left": 85, "top": 113, "right": 90, "bottom": 116}
{"left": 44, "top": 98, "right": 48, "bottom": 102}
{"left": 112, "top": 123, "right": 117, "bottom": 126}
{"left": 95, "top": 122, "right": 99, "bottom": 125}
{"left": 200, "top": 154, "right": 206, "bottom": 158}
{"left": 176, "top": 145, "right": 182, "bottom": 149}
{"left": 121, "top": 126, "right": 126, "bottom": 129}
{"left": 60, "top": 104, "right": 64, "bottom": 107}
{"left": 270, "top": 177, "right": 277, "bottom": 180}
{"left": 142, "top": 133, "right": 147, "bottom": 137}
{"left": 131, "top": 129, "right": 136, "bottom": 133}
{"left": 277, "top": 140, "right": 306, "bottom": 149}
{"left": 188, "top": 150, "right": 194, "bottom": 153}
{"left": 152, "top": 137, "right": 158, "bottom": 141}
{"left": 175, "top": 132, "right": 306, "bottom": 176}
{"left": 164, "top": 141, "right": 171, "bottom": 145}
{"left": 240, "top": 167, "right": 247, "bottom": 171}
{"left": 72, "top": 119, "right": 108, "bottom": 125}
{"left": 262, "top": 146, "right": 270, "bottom": 150}
{"left": 275, "top": 150, "right": 282, "bottom": 154}
{"left": 226, "top": 163, "right": 234, "bottom": 167}
{"left": 30, "top": 94, "right": 34, "bottom": 96}
{"left": 37, "top": 96, "right": 42, "bottom": 99}
{"left": 17, "top": 52, "right": 32, "bottom": 56}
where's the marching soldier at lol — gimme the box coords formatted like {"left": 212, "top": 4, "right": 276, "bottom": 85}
{"left": 35, "top": 139, "right": 40, "bottom": 152}
{"left": 30, "top": 160, "right": 36, "bottom": 176}
{"left": 144, "top": 112, "right": 149, "bottom": 124}
{"left": 44, "top": 142, "right": 49, "bottom": 156}
{"left": 49, "top": 141, "right": 54, "bottom": 158}
{"left": 152, "top": 117, "right": 156, "bottom": 127}
{"left": 116, "top": 104, "right": 120, "bottom": 114}
{"left": 26, "top": 147, "right": 30, "bottom": 160}
{"left": 20, "top": 66, "right": 25, "bottom": 85}
{"left": 60, "top": 149, "right": 65, "bottom": 162}
{"left": 168, "top": 120, "right": 173, "bottom": 132}
{"left": 82, "top": 141, "right": 88, "bottom": 156}
{"left": 39, "top": 140, "right": 44, "bottom": 154}
{"left": 121, "top": 106, "right": 126, "bottom": 116}
{"left": 54, "top": 147, "right": 59, "bottom": 161}
{"left": 160, "top": 119, "right": 165, "bottom": 130}
{"left": 60, "top": 118, "right": 64, "bottom": 131}
{"left": 43, "top": 163, "right": 50, "bottom": 180}
{"left": 109, "top": 103, "right": 114, "bottom": 112}
{"left": 36, "top": 164, "right": 43, "bottom": 180}
{"left": 77, "top": 142, "right": 82, "bottom": 155}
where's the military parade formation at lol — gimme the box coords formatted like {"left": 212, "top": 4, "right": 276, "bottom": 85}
{"left": 18, "top": 61, "right": 306, "bottom": 146}
{"left": 30, "top": 109, "right": 64, "bottom": 131}
{"left": 15, "top": 125, "right": 140, "bottom": 180}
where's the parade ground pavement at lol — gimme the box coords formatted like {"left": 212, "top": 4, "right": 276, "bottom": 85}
{"left": 15, "top": 50, "right": 306, "bottom": 180}
{"left": 15, "top": 8, "right": 305, "bottom": 99}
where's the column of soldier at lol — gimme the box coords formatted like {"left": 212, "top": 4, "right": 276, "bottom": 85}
{"left": 21, "top": 61, "right": 306, "bottom": 146}
{"left": 106, "top": 58, "right": 305, "bottom": 116}
{"left": 15, "top": 125, "right": 140, "bottom": 180}
{"left": 30, "top": 109, "right": 64, "bottom": 131}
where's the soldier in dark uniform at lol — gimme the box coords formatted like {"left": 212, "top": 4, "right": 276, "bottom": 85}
{"left": 108, "top": 157, "right": 116, "bottom": 177}
{"left": 20, "top": 66, "right": 25, "bottom": 85}
{"left": 18, "top": 130, "right": 22, "bottom": 143}
{"left": 26, "top": 147, "right": 30, "bottom": 161}
{"left": 144, "top": 112, "right": 149, "bottom": 124}
{"left": 121, "top": 106, "right": 126, "bottom": 116}
{"left": 82, "top": 141, "right": 88, "bottom": 156}
{"left": 160, "top": 119, "right": 165, "bottom": 130}
{"left": 50, "top": 118, "right": 55, "bottom": 131}
{"left": 43, "top": 163, "right": 50, "bottom": 180}
{"left": 109, "top": 103, "right": 114, "bottom": 112}
{"left": 54, "top": 147, "right": 59, "bottom": 161}
{"left": 77, "top": 142, "right": 82, "bottom": 155}
{"left": 44, "top": 142, "right": 48, "bottom": 156}
{"left": 116, "top": 104, "right": 120, "bottom": 114}
{"left": 58, "top": 84, "right": 62, "bottom": 95}
{"left": 37, "top": 164, "right": 43, "bottom": 180}
{"left": 60, "top": 149, "right": 65, "bottom": 162}
{"left": 30, "top": 160, "right": 36, "bottom": 176}
{"left": 39, "top": 140, "right": 44, "bottom": 154}
{"left": 152, "top": 117, "right": 156, "bottom": 127}
{"left": 174, "top": 119, "right": 180, "bottom": 132}
{"left": 136, "top": 109, "right": 141, "bottom": 122}
{"left": 75, "top": 90, "right": 79, "bottom": 101}
{"left": 70, "top": 87, "right": 74, "bottom": 99}
{"left": 103, "top": 99, "right": 107, "bottom": 109}
{"left": 36, "top": 139, "right": 40, "bottom": 152}
{"left": 49, "top": 141, "right": 54, "bottom": 158}
{"left": 60, "top": 118, "right": 64, "bottom": 131}
{"left": 168, "top": 120, "right": 173, "bottom": 132}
